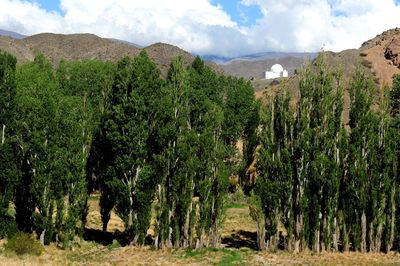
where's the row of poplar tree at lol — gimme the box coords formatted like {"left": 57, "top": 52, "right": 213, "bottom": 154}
{"left": 2, "top": 48, "right": 400, "bottom": 254}
{"left": 253, "top": 56, "right": 400, "bottom": 253}
{"left": 0, "top": 50, "right": 257, "bottom": 248}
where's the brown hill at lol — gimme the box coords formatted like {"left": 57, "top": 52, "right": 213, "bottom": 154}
{"left": 0, "top": 33, "right": 222, "bottom": 76}
{"left": 143, "top": 42, "right": 222, "bottom": 76}
{"left": 360, "top": 28, "right": 400, "bottom": 87}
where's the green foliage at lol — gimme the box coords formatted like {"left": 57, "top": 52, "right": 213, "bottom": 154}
{"left": 107, "top": 239, "right": 121, "bottom": 251}
{"left": 222, "top": 77, "right": 255, "bottom": 144}
{"left": 0, "top": 51, "right": 255, "bottom": 250}
{"left": 253, "top": 56, "right": 400, "bottom": 253}
{"left": 99, "top": 51, "right": 162, "bottom": 245}
{"left": 0, "top": 217, "right": 18, "bottom": 239}
{"left": 390, "top": 75, "right": 400, "bottom": 116}
{"left": 0, "top": 51, "right": 18, "bottom": 238}
{"left": 4, "top": 232, "right": 44, "bottom": 256}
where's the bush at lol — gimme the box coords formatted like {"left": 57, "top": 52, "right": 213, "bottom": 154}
{"left": 4, "top": 232, "right": 44, "bottom": 256}
{"left": 0, "top": 217, "right": 18, "bottom": 239}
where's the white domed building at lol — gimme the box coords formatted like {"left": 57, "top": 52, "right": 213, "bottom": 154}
{"left": 264, "top": 64, "right": 289, "bottom": 79}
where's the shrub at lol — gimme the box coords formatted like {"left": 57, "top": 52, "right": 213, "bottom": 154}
{"left": 4, "top": 232, "right": 44, "bottom": 256}
{"left": 0, "top": 217, "right": 18, "bottom": 239}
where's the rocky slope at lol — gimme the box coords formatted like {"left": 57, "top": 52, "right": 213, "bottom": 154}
{"left": 360, "top": 28, "right": 400, "bottom": 87}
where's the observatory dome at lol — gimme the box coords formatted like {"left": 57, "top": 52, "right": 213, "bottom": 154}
{"left": 271, "top": 64, "right": 284, "bottom": 73}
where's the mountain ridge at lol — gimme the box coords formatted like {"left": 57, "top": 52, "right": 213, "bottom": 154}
{"left": 0, "top": 30, "right": 221, "bottom": 76}
{"left": 0, "top": 29, "right": 316, "bottom": 79}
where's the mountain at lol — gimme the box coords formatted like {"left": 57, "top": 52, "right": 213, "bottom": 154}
{"left": 0, "top": 29, "right": 26, "bottom": 39}
{"left": 200, "top": 54, "right": 233, "bottom": 64}
{"left": 0, "top": 32, "right": 222, "bottom": 76}
{"left": 220, "top": 56, "right": 314, "bottom": 80}
{"left": 213, "top": 52, "right": 317, "bottom": 92}
{"left": 0, "top": 29, "right": 314, "bottom": 81}
{"left": 202, "top": 51, "right": 317, "bottom": 64}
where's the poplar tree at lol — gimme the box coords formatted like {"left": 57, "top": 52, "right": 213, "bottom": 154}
{"left": 256, "top": 90, "right": 294, "bottom": 250}
{"left": 0, "top": 51, "right": 18, "bottom": 238}
{"left": 154, "top": 56, "right": 194, "bottom": 248}
{"left": 255, "top": 56, "right": 345, "bottom": 252}
{"left": 12, "top": 54, "right": 88, "bottom": 246}
{"left": 344, "top": 68, "right": 376, "bottom": 252}
{"left": 100, "top": 51, "right": 162, "bottom": 245}
{"left": 188, "top": 57, "right": 230, "bottom": 248}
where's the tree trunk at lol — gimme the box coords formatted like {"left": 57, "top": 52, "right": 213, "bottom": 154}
{"left": 343, "top": 222, "right": 350, "bottom": 252}
{"left": 375, "top": 222, "right": 383, "bottom": 253}
{"left": 154, "top": 234, "right": 159, "bottom": 249}
{"left": 295, "top": 213, "right": 303, "bottom": 253}
{"left": 387, "top": 186, "right": 396, "bottom": 252}
{"left": 361, "top": 211, "right": 367, "bottom": 253}
{"left": 256, "top": 217, "right": 266, "bottom": 250}
{"left": 321, "top": 214, "right": 327, "bottom": 252}
{"left": 333, "top": 217, "right": 339, "bottom": 252}
{"left": 314, "top": 227, "right": 320, "bottom": 253}
{"left": 2, "top": 124, "right": 5, "bottom": 145}
{"left": 369, "top": 221, "right": 374, "bottom": 252}
{"left": 40, "top": 229, "right": 46, "bottom": 246}
{"left": 183, "top": 200, "right": 192, "bottom": 248}
{"left": 128, "top": 209, "right": 133, "bottom": 229}
{"left": 167, "top": 207, "right": 174, "bottom": 248}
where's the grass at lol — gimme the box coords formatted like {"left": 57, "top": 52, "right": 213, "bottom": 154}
{"left": 4, "top": 232, "right": 44, "bottom": 256}
{"left": 180, "top": 248, "right": 247, "bottom": 265}
{"left": 217, "top": 249, "right": 243, "bottom": 266}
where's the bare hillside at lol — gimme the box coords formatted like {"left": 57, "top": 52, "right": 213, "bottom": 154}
{"left": 221, "top": 56, "right": 312, "bottom": 80}
{"left": 0, "top": 33, "right": 221, "bottom": 76}
{"left": 360, "top": 28, "right": 400, "bottom": 87}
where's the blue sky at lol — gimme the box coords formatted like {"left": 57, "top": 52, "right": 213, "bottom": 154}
{"left": 211, "top": 0, "right": 263, "bottom": 26}
{"left": 1, "top": 0, "right": 400, "bottom": 56}
{"left": 36, "top": 0, "right": 62, "bottom": 14}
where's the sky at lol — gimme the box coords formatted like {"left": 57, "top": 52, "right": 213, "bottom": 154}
{"left": 0, "top": 0, "right": 400, "bottom": 57}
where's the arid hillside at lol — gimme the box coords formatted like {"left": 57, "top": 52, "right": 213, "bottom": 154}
{"left": 0, "top": 33, "right": 221, "bottom": 76}
{"left": 220, "top": 55, "right": 313, "bottom": 80}
{"left": 360, "top": 28, "right": 400, "bottom": 87}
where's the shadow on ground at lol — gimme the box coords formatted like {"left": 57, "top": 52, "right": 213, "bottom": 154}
{"left": 84, "top": 227, "right": 259, "bottom": 250}
{"left": 83, "top": 228, "right": 121, "bottom": 246}
{"left": 222, "top": 230, "right": 258, "bottom": 250}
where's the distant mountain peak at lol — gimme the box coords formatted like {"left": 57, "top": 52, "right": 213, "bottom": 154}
{"left": 0, "top": 29, "right": 26, "bottom": 39}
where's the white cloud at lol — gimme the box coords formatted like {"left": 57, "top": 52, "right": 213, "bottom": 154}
{"left": 0, "top": 0, "right": 65, "bottom": 34}
{"left": 0, "top": 0, "right": 399, "bottom": 56}
{"left": 244, "top": 0, "right": 400, "bottom": 53}
{"left": 58, "top": 0, "right": 244, "bottom": 55}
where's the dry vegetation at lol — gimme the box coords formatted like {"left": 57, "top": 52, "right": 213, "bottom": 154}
{"left": 0, "top": 33, "right": 222, "bottom": 77}
{"left": 86, "top": 194, "right": 124, "bottom": 233}
{"left": 1, "top": 193, "right": 400, "bottom": 265}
